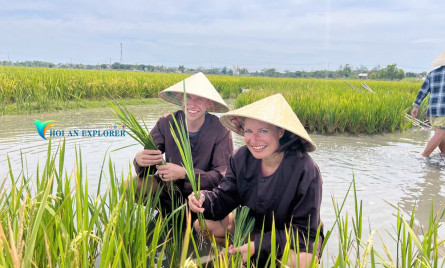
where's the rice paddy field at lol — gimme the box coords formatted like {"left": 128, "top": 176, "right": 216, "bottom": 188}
{"left": 0, "top": 66, "right": 427, "bottom": 134}
{"left": 1, "top": 66, "right": 442, "bottom": 267}
{"left": 2, "top": 139, "right": 445, "bottom": 268}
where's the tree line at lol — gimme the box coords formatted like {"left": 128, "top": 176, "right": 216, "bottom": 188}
{"left": 0, "top": 60, "right": 427, "bottom": 80}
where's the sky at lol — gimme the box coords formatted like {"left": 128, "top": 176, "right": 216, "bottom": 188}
{"left": 1, "top": 0, "right": 444, "bottom": 73}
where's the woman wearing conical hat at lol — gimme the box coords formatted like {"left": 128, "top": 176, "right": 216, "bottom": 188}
{"left": 188, "top": 94, "right": 324, "bottom": 267}
{"left": 133, "top": 72, "right": 233, "bottom": 211}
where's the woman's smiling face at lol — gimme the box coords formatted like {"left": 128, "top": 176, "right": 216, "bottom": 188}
{"left": 243, "top": 118, "right": 284, "bottom": 160}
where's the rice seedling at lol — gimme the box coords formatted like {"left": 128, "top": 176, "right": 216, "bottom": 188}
{"left": 169, "top": 108, "right": 201, "bottom": 201}
{"left": 168, "top": 81, "right": 207, "bottom": 251}
{"left": 231, "top": 206, "right": 255, "bottom": 247}
{"left": 0, "top": 139, "right": 445, "bottom": 268}
{"left": 230, "top": 206, "right": 255, "bottom": 264}
{"left": 2, "top": 139, "right": 445, "bottom": 267}
{"left": 110, "top": 101, "right": 159, "bottom": 151}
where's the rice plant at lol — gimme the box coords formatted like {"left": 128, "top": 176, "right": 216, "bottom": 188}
{"left": 168, "top": 81, "right": 207, "bottom": 246}
{"left": 169, "top": 110, "right": 201, "bottom": 201}
{"left": 2, "top": 140, "right": 445, "bottom": 267}
{"left": 1, "top": 66, "right": 426, "bottom": 134}
{"left": 110, "top": 101, "right": 159, "bottom": 151}
{"left": 231, "top": 206, "right": 255, "bottom": 247}
{"left": 230, "top": 206, "right": 255, "bottom": 264}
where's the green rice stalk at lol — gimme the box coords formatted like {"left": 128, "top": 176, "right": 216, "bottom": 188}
{"left": 269, "top": 215, "right": 276, "bottom": 268}
{"left": 110, "top": 101, "right": 161, "bottom": 153}
{"left": 168, "top": 81, "right": 200, "bottom": 199}
{"left": 246, "top": 234, "right": 252, "bottom": 268}
{"left": 230, "top": 206, "right": 255, "bottom": 265}
{"left": 188, "top": 226, "right": 203, "bottom": 267}
{"left": 254, "top": 219, "right": 266, "bottom": 268}
{"left": 180, "top": 208, "right": 192, "bottom": 266}
{"left": 399, "top": 217, "right": 432, "bottom": 267}
{"left": 353, "top": 176, "right": 363, "bottom": 260}
{"left": 309, "top": 222, "right": 323, "bottom": 268}
{"left": 164, "top": 189, "right": 186, "bottom": 267}
{"left": 169, "top": 115, "right": 200, "bottom": 197}
{"left": 279, "top": 226, "right": 292, "bottom": 267}
{"left": 231, "top": 206, "right": 255, "bottom": 247}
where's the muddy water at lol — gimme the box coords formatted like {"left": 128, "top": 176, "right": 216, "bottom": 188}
{"left": 1, "top": 100, "right": 445, "bottom": 260}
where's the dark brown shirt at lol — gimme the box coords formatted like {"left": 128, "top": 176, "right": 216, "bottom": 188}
{"left": 134, "top": 110, "right": 233, "bottom": 197}
{"left": 202, "top": 146, "right": 323, "bottom": 260}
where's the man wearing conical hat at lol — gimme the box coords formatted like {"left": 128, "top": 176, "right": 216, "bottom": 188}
{"left": 188, "top": 94, "right": 324, "bottom": 267}
{"left": 133, "top": 72, "right": 233, "bottom": 211}
{"left": 411, "top": 50, "right": 445, "bottom": 157}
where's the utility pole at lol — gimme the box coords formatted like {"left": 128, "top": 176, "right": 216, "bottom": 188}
{"left": 120, "top": 43, "right": 123, "bottom": 63}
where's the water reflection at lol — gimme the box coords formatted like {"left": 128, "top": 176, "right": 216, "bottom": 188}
{"left": 400, "top": 156, "right": 445, "bottom": 226}
{"left": 0, "top": 100, "right": 178, "bottom": 187}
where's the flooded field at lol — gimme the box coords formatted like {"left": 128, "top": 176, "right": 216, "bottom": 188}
{"left": 1, "top": 100, "right": 445, "bottom": 261}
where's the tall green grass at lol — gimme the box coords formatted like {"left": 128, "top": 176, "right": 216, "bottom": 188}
{"left": 1, "top": 66, "right": 426, "bottom": 134}
{"left": 1, "top": 141, "right": 444, "bottom": 267}
{"left": 110, "top": 101, "right": 160, "bottom": 152}
{"left": 0, "top": 67, "right": 186, "bottom": 114}
{"left": 233, "top": 78, "right": 426, "bottom": 134}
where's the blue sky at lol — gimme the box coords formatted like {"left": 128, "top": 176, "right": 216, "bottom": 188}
{"left": 1, "top": 0, "right": 444, "bottom": 72}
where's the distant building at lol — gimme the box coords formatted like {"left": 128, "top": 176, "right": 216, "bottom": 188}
{"left": 358, "top": 73, "right": 368, "bottom": 79}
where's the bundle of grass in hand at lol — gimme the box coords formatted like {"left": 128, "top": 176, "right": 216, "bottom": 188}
{"left": 230, "top": 206, "right": 256, "bottom": 264}
{"left": 232, "top": 206, "right": 255, "bottom": 247}
{"left": 169, "top": 115, "right": 200, "bottom": 199}
{"left": 110, "top": 101, "right": 159, "bottom": 151}
{"left": 168, "top": 81, "right": 200, "bottom": 200}
{"left": 169, "top": 81, "right": 209, "bottom": 248}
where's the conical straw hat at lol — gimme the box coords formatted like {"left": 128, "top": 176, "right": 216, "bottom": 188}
{"left": 159, "top": 72, "right": 229, "bottom": 113}
{"left": 431, "top": 50, "right": 445, "bottom": 67}
{"left": 220, "top": 94, "right": 316, "bottom": 152}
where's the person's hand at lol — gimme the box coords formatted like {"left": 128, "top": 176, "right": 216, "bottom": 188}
{"left": 411, "top": 106, "right": 419, "bottom": 118}
{"left": 135, "top": 149, "right": 163, "bottom": 167}
{"left": 156, "top": 163, "right": 186, "bottom": 181}
{"left": 228, "top": 241, "right": 255, "bottom": 263}
{"left": 188, "top": 192, "right": 205, "bottom": 213}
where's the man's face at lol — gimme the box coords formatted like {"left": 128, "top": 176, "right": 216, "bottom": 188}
{"left": 182, "top": 94, "right": 213, "bottom": 124}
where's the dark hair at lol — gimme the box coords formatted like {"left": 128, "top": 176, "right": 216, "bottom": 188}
{"left": 277, "top": 130, "right": 310, "bottom": 157}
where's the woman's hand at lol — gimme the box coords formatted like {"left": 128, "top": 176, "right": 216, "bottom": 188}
{"left": 135, "top": 149, "right": 163, "bottom": 167}
{"left": 229, "top": 241, "right": 255, "bottom": 263}
{"left": 156, "top": 163, "right": 187, "bottom": 181}
{"left": 188, "top": 192, "right": 205, "bottom": 213}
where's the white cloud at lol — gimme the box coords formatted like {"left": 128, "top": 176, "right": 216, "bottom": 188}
{"left": 1, "top": 0, "right": 444, "bottom": 71}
